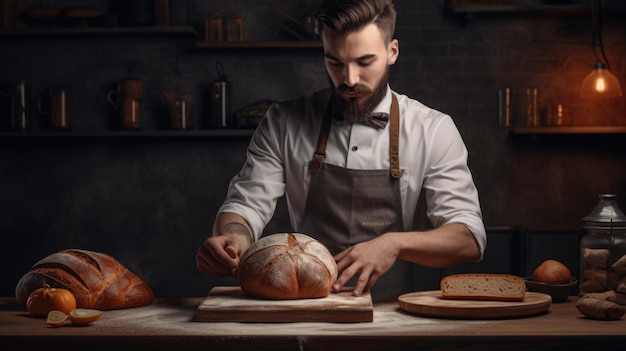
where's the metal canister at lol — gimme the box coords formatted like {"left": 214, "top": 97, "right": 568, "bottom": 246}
{"left": 210, "top": 62, "right": 232, "bottom": 128}
{"left": 10, "top": 81, "right": 31, "bottom": 131}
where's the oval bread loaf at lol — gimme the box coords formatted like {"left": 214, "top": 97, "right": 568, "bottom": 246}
{"left": 440, "top": 273, "right": 526, "bottom": 302}
{"left": 237, "top": 233, "right": 338, "bottom": 299}
{"left": 15, "top": 249, "right": 155, "bottom": 310}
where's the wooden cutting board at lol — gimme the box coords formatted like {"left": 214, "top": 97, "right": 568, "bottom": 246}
{"left": 398, "top": 290, "right": 552, "bottom": 319}
{"left": 196, "top": 286, "right": 373, "bottom": 323}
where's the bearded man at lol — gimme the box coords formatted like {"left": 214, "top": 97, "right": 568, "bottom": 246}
{"left": 196, "top": 0, "right": 486, "bottom": 299}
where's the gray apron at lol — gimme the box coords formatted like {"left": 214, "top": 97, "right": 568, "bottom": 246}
{"left": 299, "top": 93, "right": 414, "bottom": 300}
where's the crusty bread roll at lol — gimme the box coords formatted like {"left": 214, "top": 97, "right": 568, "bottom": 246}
{"left": 584, "top": 248, "right": 609, "bottom": 268}
{"left": 612, "top": 254, "right": 626, "bottom": 275}
{"left": 532, "top": 259, "right": 571, "bottom": 284}
{"left": 237, "top": 233, "right": 338, "bottom": 299}
{"left": 15, "top": 249, "right": 154, "bottom": 310}
{"left": 440, "top": 273, "right": 526, "bottom": 302}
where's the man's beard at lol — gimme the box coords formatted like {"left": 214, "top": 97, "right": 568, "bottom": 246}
{"left": 329, "top": 69, "right": 389, "bottom": 123}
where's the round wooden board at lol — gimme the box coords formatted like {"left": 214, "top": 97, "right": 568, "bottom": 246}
{"left": 398, "top": 291, "right": 552, "bottom": 319}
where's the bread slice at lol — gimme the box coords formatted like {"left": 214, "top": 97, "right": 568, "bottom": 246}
{"left": 440, "top": 273, "right": 526, "bottom": 302}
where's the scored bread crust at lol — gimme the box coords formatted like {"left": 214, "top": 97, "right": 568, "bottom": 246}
{"left": 440, "top": 273, "right": 526, "bottom": 302}
{"left": 237, "top": 233, "right": 338, "bottom": 300}
{"left": 15, "top": 249, "right": 154, "bottom": 310}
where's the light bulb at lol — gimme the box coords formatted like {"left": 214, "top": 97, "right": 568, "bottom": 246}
{"left": 580, "top": 62, "right": 623, "bottom": 98}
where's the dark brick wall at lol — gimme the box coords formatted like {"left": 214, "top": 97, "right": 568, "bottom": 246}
{"left": 1, "top": 0, "right": 625, "bottom": 297}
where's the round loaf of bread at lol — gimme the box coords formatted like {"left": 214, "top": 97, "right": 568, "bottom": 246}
{"left": 237, "top": 233, "right": 337, "bottom": 299}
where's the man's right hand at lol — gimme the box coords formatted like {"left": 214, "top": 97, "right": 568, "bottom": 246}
{"left": 195, "top": 213, "right": 254, "bottom": 276}
{"left": 196, "top": 234, "right": 246, "bottom": 276}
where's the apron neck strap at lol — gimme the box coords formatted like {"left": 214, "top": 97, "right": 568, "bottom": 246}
{"left": 389, "top": 93, "right": 401, "bottom": 178}
{"left": 311, "top": 92, "right": 401, "bottom": 177}
{"left": 310, "top": 101, "right": 333, "bottom": 172}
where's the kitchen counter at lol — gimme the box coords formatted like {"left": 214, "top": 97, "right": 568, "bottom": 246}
{"left": 1, "top": 296, "right": 625, "bottom": 350}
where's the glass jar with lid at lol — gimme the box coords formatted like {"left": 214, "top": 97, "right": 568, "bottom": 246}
{"left": 579, "top": 194, "right": 626, "bottom": 302}
{"left": 226, "top": 12, "right": 243, "bottom": 42}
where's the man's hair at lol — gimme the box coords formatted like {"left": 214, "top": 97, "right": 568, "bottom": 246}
{"left": 316, "top": 0, "right": 396, "bottom": 44}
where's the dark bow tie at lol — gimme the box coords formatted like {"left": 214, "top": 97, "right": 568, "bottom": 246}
{"left": 334, "top": 112, "right": 390, "bottom": 129}
{"left": 365, "top": 112, "right": 390, "bottom": 129}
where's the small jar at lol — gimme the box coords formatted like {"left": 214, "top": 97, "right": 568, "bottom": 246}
{"left": 170, "top": 98, "right": 192, "bottom": 130}
{"left": 120, "top": 79, "right": 143, "bottom": 130}
{"left": 226, "top": 12, "right": 243, "bottom": 42}
{"left": 205, "top": 12, "right": 223, "bottom": 42}
{"left": 579, "top": 194, "right": 626, "bottom": 303}
{"left": 50, "top": 88, "right": 70, "bottom": 130}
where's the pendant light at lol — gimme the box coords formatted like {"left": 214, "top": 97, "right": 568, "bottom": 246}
{"left": 580, "top": 0, "right": 623, "bottom": 98}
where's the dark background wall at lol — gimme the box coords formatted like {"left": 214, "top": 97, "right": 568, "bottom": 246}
{"left": 1, "top": 0, "right": 625, "bottom": 298}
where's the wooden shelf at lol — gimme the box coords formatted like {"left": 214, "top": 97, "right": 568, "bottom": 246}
{"left": 510, "top": 126, "right": 626, "bottom": 134}
{"left": 195, "top": 41, "right": 322, "bottom": 49}
{"left": 447, "top": 4, "right": 592, "bottom": 15}
{"left": 0, "top": 129, "right": 255, "bottom": 139}
{"left": 445, "top": 0, "right": 626, "bottom": 22}
{"left": 0, "top": 26, "right": 198, "bottom": 37}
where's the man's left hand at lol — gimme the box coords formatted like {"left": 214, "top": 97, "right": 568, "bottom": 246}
{"left": 332, "top": 234, "right": 398, "bottom": 296}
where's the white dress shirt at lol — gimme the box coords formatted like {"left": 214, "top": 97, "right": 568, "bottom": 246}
{"left": 218, "top": 86, "right": 486, "bottom": 257}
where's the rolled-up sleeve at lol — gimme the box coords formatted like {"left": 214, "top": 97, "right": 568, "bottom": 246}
{"left": 423, "top": 115, "right": 486, "bottom": 258}
{"left": 218, "top": 104, "right": 286, "bottom": 240}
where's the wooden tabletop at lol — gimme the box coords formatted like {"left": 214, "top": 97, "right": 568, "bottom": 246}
{"left": 1, "top": 296, "right": 625, "bottom": 350}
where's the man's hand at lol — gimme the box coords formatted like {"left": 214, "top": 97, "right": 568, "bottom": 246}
{"left": 196, "top": 233, "right": 247, "bottom": 276}
{"left": 332, "top": 234, "right": 399, "bottom": 296}
{"left": 196, "top": 213, "right": 253, "bottom": 276}
{"left": 332, "top": 224, "right": 480, "bottom": 296}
